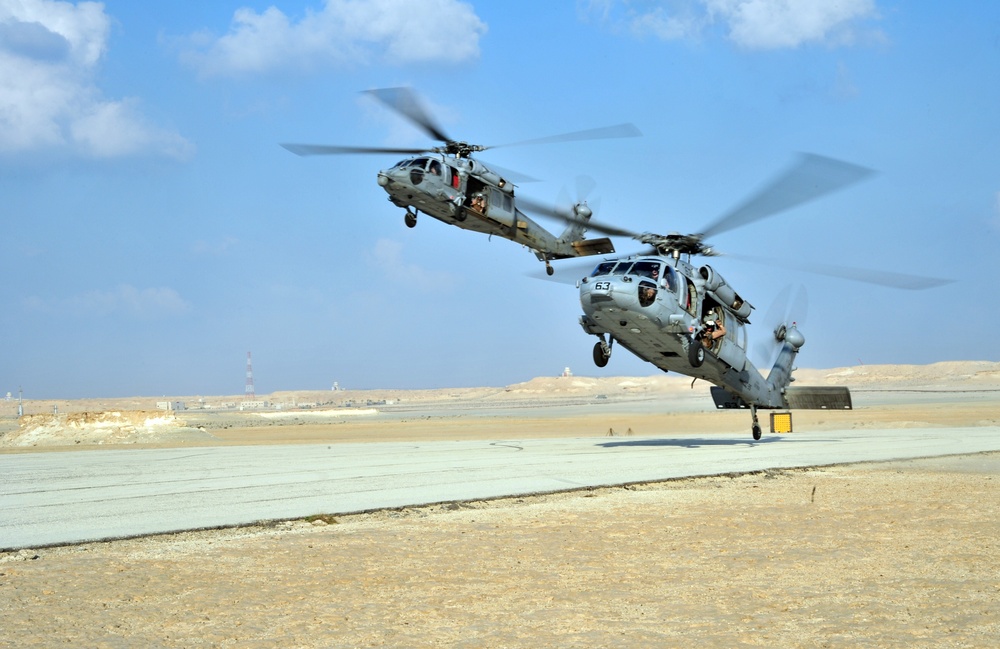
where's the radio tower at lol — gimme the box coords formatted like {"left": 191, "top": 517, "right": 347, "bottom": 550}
{"left": 245, "top": 352, "right": 255, "bottom": 401}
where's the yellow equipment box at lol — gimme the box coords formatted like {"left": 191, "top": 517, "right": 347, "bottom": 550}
{"left": 770, "top": 412, "right": 793, "bottom": 434}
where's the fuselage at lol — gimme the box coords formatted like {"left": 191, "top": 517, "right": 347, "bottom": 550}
{"left": 577, "top": 255, "right": 794, "bottom": 408}
{"left": 376, "top": 155, "right": 613, "bottom": 263}
{"left": 378, "top": 155, "right": 514, "bottom": 234}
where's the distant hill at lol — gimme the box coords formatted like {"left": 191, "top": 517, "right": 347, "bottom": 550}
{"left": 3, "top": 361, "right": 998, "bottom": 417}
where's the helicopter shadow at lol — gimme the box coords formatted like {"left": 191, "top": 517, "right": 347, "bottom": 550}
{"left": 598, "top": 436, "right": 786, "bottom": 450}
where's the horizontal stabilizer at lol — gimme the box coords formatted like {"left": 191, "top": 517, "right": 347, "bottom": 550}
{"left": 710, "top": 387, "right": 747, "bottom": 409}
{"left": 710, "top": 386, "right": 853, "bottom": 410}
{"left": 785, "top": 386, "right": 852, "bottom": 410}
{"left": 571, "top": 237, "right": 615, "bottom": 257}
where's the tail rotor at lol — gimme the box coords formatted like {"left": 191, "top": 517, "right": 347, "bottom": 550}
{"left": 754, "top": 284, "right": 809, "bottom": 369}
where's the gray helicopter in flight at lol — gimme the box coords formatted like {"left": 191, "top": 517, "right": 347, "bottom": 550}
{"left": 281, "top": 87, "right": 640, "bottom": 275}
{"left": 544, "top": 154, "right": 951, "bottom": 439}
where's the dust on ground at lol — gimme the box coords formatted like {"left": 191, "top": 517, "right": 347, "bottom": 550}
{"left": 3, "top": 361, "right": 999, "bottom": 450}
{"left": 2, "top": 362, "right": 999, "bottom": 646}
{"left": 2, "top": 455, "right": 998, "bottom": 647}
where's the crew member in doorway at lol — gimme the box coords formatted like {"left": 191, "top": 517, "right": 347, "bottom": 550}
{"left": 702, "top": 315, "right": 726, "bottom": 350}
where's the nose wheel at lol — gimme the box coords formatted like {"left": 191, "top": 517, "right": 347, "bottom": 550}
{"left": 593, "top": 336, "right": 612, "bottom": 367}
{"left": 404, "top": 209, "right": 418, "bottom": 228}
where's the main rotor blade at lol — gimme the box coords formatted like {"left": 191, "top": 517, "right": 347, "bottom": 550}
{"left": 516, "top": 193, "right": 640, "bottom": 238}
{"left": 365, "top": 87, "right": 452, "bottom": 144}
{"left": 489, "top": 123, "right": 642, "bottom": 150}
{"left": 527, "top": 257, "right": 611, "bottom": 285}
{"left": 514, "top": 195, "right": 571, "bottom": 221}
{"left": 700, "top": 154, "right": 875, "bottom": 239}
{"left": 478, "top": 159, "right": 540, "bottom": 184}
{"left": 726, "top": 253, "right": 954, "bottom": 290}
{"left": 515, "top": 196, "right": 639, "bottom": 239}
{"left": 281, "top": 143, "right": 427, "bottom": 156}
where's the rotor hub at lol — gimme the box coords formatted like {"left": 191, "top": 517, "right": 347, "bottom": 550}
{"left": 435, "top": 141, "right": 485, "bottom": 158}
{"left": 638, "top": 232, "right": 715, "bottom": 257}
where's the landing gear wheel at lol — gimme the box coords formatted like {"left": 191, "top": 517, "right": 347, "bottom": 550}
{"left": 404, "top": 212, "right": 417, "bottom": 228}
{"left": 545, "top": 263, "right": 554, "bottom": 276}
{"left": 593, "top": 342, "right": 610, "bottom": 368}
{"left": 687, "top": 337, "right": 705, "bottom": 368}
{"left": 455, "top": 209, "right": 467, "bottom": 222}
{"left": 751, "top": 405, "right": 762, "bottom": 440}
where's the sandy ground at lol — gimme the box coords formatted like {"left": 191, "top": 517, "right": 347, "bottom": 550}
{"left": 2, "top": 457, "right": 998, "bottom": 647}
{"left": 2, "top": 363, "right": 999, "bottom": 647}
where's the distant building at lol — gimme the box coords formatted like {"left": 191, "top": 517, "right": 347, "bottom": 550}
{"left": 157, "top": 401, "right": 186, "bottom": 411}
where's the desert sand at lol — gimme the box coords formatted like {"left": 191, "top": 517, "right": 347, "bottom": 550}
{"left": 2, "top": 362, "right": 999, "bottom": 647}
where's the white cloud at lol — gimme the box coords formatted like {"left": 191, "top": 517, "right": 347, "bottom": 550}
{"left": 191, "top": 236, "right": 240, "bottom": 256}
{"left": 26, "top": 284, "right": 193, "bottom": 319}
{"left": 705, "top": 0, "right": 878, "bottom": 49}
{"left": 369, "top": 238, "right": 456, "bottom": 293}
{"left": 181, "top": 0, "right": 487, "bottom": 77}
{"left": 632, "top": 8, "right": 705, "bottom": 39}
{"left": 833, "top": 61, "right": 860, "bottom": 99}
{"left": 581, "top": 0, "right": 880, "bottom": 50}
{"left": 0, "top": 0, "right": 194, "bottom": 159}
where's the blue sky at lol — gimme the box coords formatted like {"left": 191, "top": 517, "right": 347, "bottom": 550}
{"left": 2, "top": 0, "right": 998, "bottom": 399}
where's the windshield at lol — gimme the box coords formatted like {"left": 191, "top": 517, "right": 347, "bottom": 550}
{"left": 591, "top": 262, "right": 617, "bottom": 277}
{"left": 631, "top": 261, "right": 660, "bottom": 279}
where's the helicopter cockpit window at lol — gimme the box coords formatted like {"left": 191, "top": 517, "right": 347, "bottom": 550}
{"left": 427, "top": 159, "right": 442, "bottom": 176}
{"left": 408, "top": 157, "right": 430, "bottom": 185}
{"left": 632, "top": 261, "right": 661, "bottom": 280}
{"left": 611, "top": 262, "right": 633, "bottom": 275}
{"left": 661, "top": 266, "right": 677, "bottom": 292}
{"left": 591, "top": 262, "right": 617, "bottom": 277}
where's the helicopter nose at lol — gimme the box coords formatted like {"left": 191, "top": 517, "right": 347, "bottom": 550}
{"left": 377, "top": 172, "right": 390, "bottom": 187}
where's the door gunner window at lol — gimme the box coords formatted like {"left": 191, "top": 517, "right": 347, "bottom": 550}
{"left": 638, "top": 280, "right": 657, "bottom": 307}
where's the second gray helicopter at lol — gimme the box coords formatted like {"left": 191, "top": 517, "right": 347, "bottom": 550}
{"left": 282, "top": 87, "right": 640, "bottom": 275}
